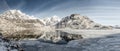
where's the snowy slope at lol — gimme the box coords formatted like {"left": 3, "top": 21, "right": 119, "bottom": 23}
{"left": 56, "top": 14, "right": 112, "bottom": 29}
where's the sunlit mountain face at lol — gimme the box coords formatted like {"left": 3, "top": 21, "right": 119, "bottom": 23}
{"left": 0, "top": 0, "right": 120, "bottom": 26}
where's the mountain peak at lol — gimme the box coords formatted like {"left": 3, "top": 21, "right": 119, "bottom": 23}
{"left": 0, "top": 9, "right": 37, "bottom": 19}
{"left": 51, "top": 15, "right": 61, "bottom": 21}
{"left": 70, "top": 14, "right": 80, "bottom": 17}
{"left": 56, "top": 14, "right": 112, "bottom": 29}
{"left": 70, "top": 14, "right": 89, "bottom": 20}
{"left": 3, "top": 9, "right": 25, "bottom": 16}
{"left": 8, "top": 10, "right": 23, "bottom": 14}
{"left": 42, "top": 15, "right": 61, "bottom": 26}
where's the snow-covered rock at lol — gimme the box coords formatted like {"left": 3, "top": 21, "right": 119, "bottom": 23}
{"left": 0, "top": 34, "right": 22, "bottom": 51}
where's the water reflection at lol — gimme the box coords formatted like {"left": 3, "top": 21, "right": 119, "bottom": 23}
{"left": 18, "top": 33, "right": 120, "bottom": 51}
{"left": 37, "top": 30, "right": 83, "bottom": 44}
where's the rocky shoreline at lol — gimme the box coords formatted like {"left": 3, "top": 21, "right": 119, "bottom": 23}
{"left": 0, "top": 33, "right": 24, "bottom": 51}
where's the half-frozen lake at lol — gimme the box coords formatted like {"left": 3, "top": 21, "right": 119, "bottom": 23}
{"left": 0, "top": 29, "right": 120, "bottom": 51}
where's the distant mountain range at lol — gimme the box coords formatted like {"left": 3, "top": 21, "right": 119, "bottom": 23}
{"left": 0, "top": 10, "right": 112, "bottom": 38}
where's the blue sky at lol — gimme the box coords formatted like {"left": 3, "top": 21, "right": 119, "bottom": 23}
{"left": 0, "top": 0, "right": 120, "bottom": 26}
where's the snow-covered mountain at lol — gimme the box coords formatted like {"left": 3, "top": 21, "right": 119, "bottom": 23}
{"left": 0, "top": 10, "right": 113, "bottom": 40}
{"left": 56, "top": 14, "right": 112, "bottom": 29}
{"left": 0, "top": 10, "right": 46, "bottom": 36}
{"left": 0, "top": 10, "right": 45, "bottom": 25}
{"left": 0, "top": 10, "right": 37, "bottom": 19}
{"left": 43, "top": 15, "right": 61, "bottom": 26}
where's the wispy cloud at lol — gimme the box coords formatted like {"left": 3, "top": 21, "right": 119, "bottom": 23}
{"left": 0, "top": 0, "right": 120, "bottom": 25}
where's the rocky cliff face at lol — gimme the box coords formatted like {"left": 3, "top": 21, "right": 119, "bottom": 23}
{"left": 56, "top": 14, "right": 112, "bottom": 30}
